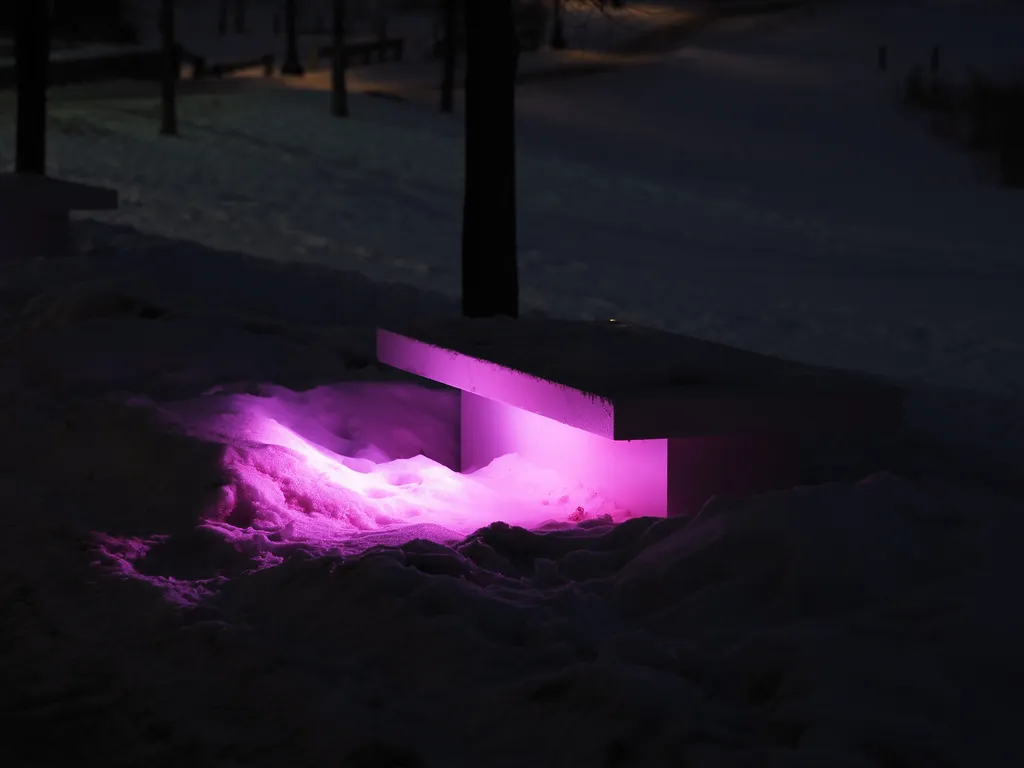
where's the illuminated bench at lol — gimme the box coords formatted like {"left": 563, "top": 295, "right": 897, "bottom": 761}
{"left": 0, "top": 174, "right": 118, "bottom": 261}
{"left": 377, "top": 318, "right": 903, "bottom": 517}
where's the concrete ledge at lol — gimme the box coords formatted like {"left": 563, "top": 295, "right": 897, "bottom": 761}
{"left": 0, "top": 173, "right": 118, "bottom": 211}
{"left": 0, "top": 173, "right": 117, "bottom": 260}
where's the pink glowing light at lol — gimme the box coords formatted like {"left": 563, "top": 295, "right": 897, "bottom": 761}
{"left": 462, "top": 391, "right": 671, "bottom": 518}
{"left": 153, "top": 384, "right": 627, "bottom": 557}
{"left": 461, "top": 388, "right": 804, "bottom": 518}
{"left": 377, "top": 327, "right": 618, "bottom": 437}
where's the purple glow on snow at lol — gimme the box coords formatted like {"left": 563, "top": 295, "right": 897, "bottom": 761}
{"left": 152, "top": 384, "right": 628, "bottom": 558}
{"left": 462, "top": 392, "right": 671, "bottom": 518}
{"left": 462, "top": 393, "right": 802, "bottom": 517}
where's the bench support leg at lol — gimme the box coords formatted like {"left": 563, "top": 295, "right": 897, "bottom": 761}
{"left": 461, "top": 392, "right": 802, "bottom": 518}
{"left": 667, "top": 432, "right": 802, "bottom": 516}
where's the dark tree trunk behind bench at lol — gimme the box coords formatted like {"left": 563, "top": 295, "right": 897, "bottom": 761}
{"left": 15, "top": 0, "right": 50, "bottom": 174}
{"left": 550, "top": 0, "right": 566, "bottom": 49}
{"left": 281, "top": 0, "right": 304, "bottom": 75}
{"left": 440, "top": 0, "right": 457, "bottom": 113}
{"left": 331, "top": 0, "right": 348, "bottom": 117}
{"left": 461, "top": 0, "right": 519, "bottom": 318}
{"left": 160, "top": 0, "right": 178, "bottom": 136}
{"left": 234, "top": 0, "right": 247, "bottom": 33}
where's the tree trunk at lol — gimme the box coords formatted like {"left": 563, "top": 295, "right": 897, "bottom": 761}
{"left": 331, "top": 0, "right": 348, "bottom": 117}
{"left": 160, "top": 0, "right": 178, "bottom": 136}
{"left": 440, "top": 0, "right": 457, "bottom": 113}
{"left": 461, "top": 0, "right": 519, "bottom": 319}
{"left": 15, "top": 0, "right": 50, "bottom": 174}
{"left": 550, "top": 0, "right": 566, "bottom": 49}
{"left": 281, "top": 0, "right": 304, "bottom": 75}
{"left": 374, "top": 9, "right": 387, "bottom": 42}
{"left": 233, "top": 0, "right": 247, "bottom": 33}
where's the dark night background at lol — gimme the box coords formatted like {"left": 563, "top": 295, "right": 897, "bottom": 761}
{"left": 0, "top": 1, "right": 1021, "bottom": 766}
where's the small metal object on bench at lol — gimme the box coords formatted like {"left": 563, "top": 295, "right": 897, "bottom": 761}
{"left": 0, "top": 173, "right": 118, "bottom": 261}
{"left": 377, "top": 318, "right": 903, "bottom": 517}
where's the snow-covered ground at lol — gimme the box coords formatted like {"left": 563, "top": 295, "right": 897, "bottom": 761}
{"left": 2, "top": 1, "right": 1023, "bottom": 765}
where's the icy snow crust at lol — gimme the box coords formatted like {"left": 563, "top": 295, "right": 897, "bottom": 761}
{"left": 2, "top": 1, "right": 1023, "bottom": 764}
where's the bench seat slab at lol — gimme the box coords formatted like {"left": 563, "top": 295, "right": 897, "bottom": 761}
{"left": 377, "top": 319, "right": 901, "bottom": 517}
{"left": 0, "top": 173, "right": 118, "bottom": 260}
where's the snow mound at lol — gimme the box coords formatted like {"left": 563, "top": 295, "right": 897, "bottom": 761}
{"left": 2, "top": 372, "right": 1017, "bottom": 765}
{"left": 164, "top": 383, "right": 629, "bottom": 547}
{"left": 22, "top": 381, "right": 629, "bottom": 605}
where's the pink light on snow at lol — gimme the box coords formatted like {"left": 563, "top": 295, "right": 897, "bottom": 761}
{"left": 462, "top": 392, "right": 671, "bottom": 518}
{"left": 155, "top": 384, "right": 627, "bottom": 556}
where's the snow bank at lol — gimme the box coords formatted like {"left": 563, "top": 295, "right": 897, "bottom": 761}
{"left": 2, "top": 411, "right": 1017, "bottom": 766}
{"left": 0, "top": 249, "right": 1019, "bottom": 766}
